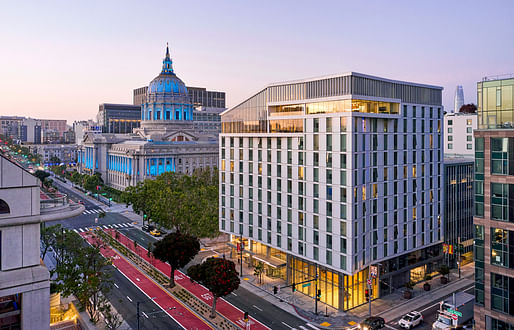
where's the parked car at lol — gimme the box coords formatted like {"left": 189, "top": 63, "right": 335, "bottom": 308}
{"left": 142, "top": 224, "right": 154, "bottom": 232}
{"left": 359, "top": 316, "right": 385, "bottom": 330}
{"left": 399, "top": 311, "right": 423, "bottom": 329}
{"left": 150, "top": 229, "right": 163, "bottom": 237}
{"left": 77, "top": 200, "right": 84, "bottom": 205}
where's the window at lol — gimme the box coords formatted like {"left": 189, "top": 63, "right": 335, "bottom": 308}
{"left": 491, "top": 227, "right": 514, "bottom": 268}
{"left": 467, "top": 144, "right": 472, "bottom": 150}
{"left": 448, "top": 143, "right": 453, "bottom": 149}
{"left": 448, "top": 120, "right": 453, "bottom": 125}
{"left": 467, "top": 135, "right": 472, "bottom": 141}
{"left": 488, "top": 316, "right": 514, "bottom": 330}
{"left": 0, "top": 199, "right": 9, "bottom": 214}
{"left": 491, "top": 138, "right": 514, "bottom": 175}
{"left": 467, "top": 127, "right": 472, "bottom": 133}
{"left": 491, "top": 273, "right": 514, "bottom": 315}
{"left": 448, "top": 135, "right": 453, "bottom": 141}
{"left": 467, "top": 119, "right": 472, "bottom": 125}
{"left": 448, "top": 127, "right": 453, "bottom": 133}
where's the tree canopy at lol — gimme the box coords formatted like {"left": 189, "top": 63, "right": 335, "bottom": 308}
{"left": 152, "top": 231, "right": 200, "bottom": 287}
{"left": 122, "top": 167, "right": 219, "bottom": 237}
{"left": 188, "top": 257, "right": 240, "bottom": 318}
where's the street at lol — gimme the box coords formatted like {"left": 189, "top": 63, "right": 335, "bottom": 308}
{"left": 386, "top": 284, "right": 475, "bottom": 330}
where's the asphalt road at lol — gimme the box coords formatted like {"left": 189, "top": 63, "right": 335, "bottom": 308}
{"left": 386, "top": 283, "right": 475, "bottom": 330}
{"left": 118, "top": 227, "right": 313, "bottom": 330}
{"left": 105, "top": 267, "right": 183, "bottom": 330}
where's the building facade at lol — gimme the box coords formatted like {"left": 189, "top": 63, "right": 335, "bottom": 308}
{"left": 134, "top": 85, "right": 226, "bottom": 109}
{"left": 97, "top": 103, "right": 141, "bottom": 134}
{"left": 0, "top": 154, "right": 83, "bottom": 329}
{"left": 219, "top": 72, "right": 444, "bottom": 310}
{"left": 78, "top": 45, "right": 218, "bottom": 190}
{"left": 443, "top": 157, "right": 474, "bottom": 267}
{"left": 30, "top": 144, "right": 78, "bottom": 165}
{"left": 193, "top": 107, "right": 223, "bottom": 135}
{"left": 474, "top": 76, "right": 514, "bottom": 330}
{"left": 454, "top": 85, "right": 465, "bottom": 113}
{"left": 444, "top": 112, "right": 477, "bottom": 156}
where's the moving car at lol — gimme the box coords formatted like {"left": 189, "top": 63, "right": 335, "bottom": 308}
{"left": 142, "top": 224, "right": 154, "bottom": 232}
{"left": 399, "top": 311, "right": 423, "bottom": 329}
{"left": 359, "top": 316, "right": 385, "bottom": 330}
{"left": 150, "top": 229, "right": 163, "bottom": 237}
{"left": 77, "top": 200, "right": 84, "bottom": 205}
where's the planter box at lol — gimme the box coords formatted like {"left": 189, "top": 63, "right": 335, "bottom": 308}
{"left": 440, "top": 276, "right": 448, "bottom": 284}
{"left": 404, "top": 290, "right": 412, "bottom": 299}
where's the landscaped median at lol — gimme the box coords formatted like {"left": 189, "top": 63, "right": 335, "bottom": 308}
{"left": 95, "top": 228, "right": 249, "bottom": 330}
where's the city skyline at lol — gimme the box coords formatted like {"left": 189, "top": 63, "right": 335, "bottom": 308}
{"left": 1, "top": 0, "right": 513, "bottom": 123}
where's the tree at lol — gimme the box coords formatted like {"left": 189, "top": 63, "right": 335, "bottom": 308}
{"left": 84, "top": 174, "right": 103, "bottom": 193}
{"left": 122, "top": 168, "right": 219, "bottom": 237}
{"left": 71, "top": 171, "right": 83, "bottom": 185}
{"left": 254, "top": 262, "right": 264, "bottom": 284}
{"left": 459, "top": 103, "right": 477, "bottom": 114}
{"left": 188, "top": 257, "right": 240, "bottom": 318}
{"left": 34, "top": 170, "right": 50, "bottom": 183}
{"left": 98, "top": 298, "right": 123, "bottom": 330}
{"left": 49, "top": 155, "right": 61, "bottom": 164}
{"left": 40, "top": 224, "right": 62, "bottom": 260}
{"left": 152, "top": 232, "right": 200, "bottom": 287}
{"left": 53, "top": 231, "right": 112, "bottom": 322}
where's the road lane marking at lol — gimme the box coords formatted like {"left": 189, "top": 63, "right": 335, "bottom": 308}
{"left": 114, "top": 283, "right": 119, "bottom": 289}
{"left": 79, "top": 228, "right": 84, "bottom": 232}
{"left": 281, "top": 322, "right": 294, "bottom": 329}
{"left": 306, "top": 324, "right": 320, "bottom": 330}
{"left": 384, "top": 325, "right": 396, "bottom": 330}
{"left": 419, "top": 301, "right": 441, "bottom": 313}
{"left": 252, "top": 305, "right": 263, "bottom": 311}
{"left": 231, "top": 292, "right": 237, "bottom": 296}
{"left": 112, "top": 224, "right": 119, "bottom": 228}
{"left": 126, "top": 296, "right": 132, "bottom": 302}
{"left": 103, "top": 226, "right": 108, "bottom": 229}
{"left": 299, "top": 326, "right": 308, "bottom": 330}
{"left": 142, "top": 311, "right": 149, "bottom": 319}
{"left": 73, "top": 229, "right": 79, "bottom": 233}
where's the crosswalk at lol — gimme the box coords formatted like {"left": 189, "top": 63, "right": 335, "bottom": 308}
{"left": 82, "top": 208, "right": 104, "bottom": 215}
{"left": 71, "top": 222, "right": 134, "bottom": 233}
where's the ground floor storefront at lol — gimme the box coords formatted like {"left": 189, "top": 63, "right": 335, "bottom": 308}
{"left": 228, "top": 237, "right": 443, "bottom": 312}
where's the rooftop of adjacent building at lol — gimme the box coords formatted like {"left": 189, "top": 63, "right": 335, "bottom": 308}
{"left": 443, "top": 156, "right": 474, "bottom": 165}
{"left": 269, "top": 71, "right": 443, "bottom": 90}
{"left": 480, "top": 73, "right": 514, "bottom": 82}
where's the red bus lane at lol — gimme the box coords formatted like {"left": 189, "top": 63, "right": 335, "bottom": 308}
{"left": 107, "top": 229, "right": 270, "bottom": 330}
{"left": 80, "top": 232, "right": 212, "bottom": 330}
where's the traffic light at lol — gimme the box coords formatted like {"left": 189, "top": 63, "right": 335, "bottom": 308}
{"left": 292, "top": 283, "right": 296, "bottom": 292}
{"left": 243, "top": 312, "right": 249, "bottom": 321}
{"left": 365, "top": 289, "right": 369, "bottom": 301}
{"left": 316, "top": 289, "right": 322, "bottom": 300}
{"left": 273, "top": 286, "right": 278, "bottom": 294}
{"left": 143, "top": 214, "right": 147, "bottom": 219}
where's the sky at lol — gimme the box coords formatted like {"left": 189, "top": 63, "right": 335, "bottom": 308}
{"left": 1, "top": 1, "right": 513, "bottom": 124}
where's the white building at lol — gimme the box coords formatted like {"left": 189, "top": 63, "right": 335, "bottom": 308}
{"left": 0, "top": 155, "right": 84, "bottom": 329}
{"left": 219, "top": 72, "right": 444, "bottom": 310}
{"left": 444, "top": 112, "right": 477, "bottom": 156}
{"left": 72, "top": 120, "right": 98, "bottom": 145}
{"left": 77, "top": 45, "right": 218, "bottom": 190}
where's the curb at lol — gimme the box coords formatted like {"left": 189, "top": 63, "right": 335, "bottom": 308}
{"left": 376, "top": 274, "right": 474, "bottom": 319}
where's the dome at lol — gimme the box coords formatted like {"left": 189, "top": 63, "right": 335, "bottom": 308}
{"left": 148, "top": 74, "right": 188, "bottom": 94}
{"left": 147, "top": 44, "right": 188, "bottom": 96}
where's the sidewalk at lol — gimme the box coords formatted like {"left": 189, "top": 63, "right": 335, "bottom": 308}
{"left": 225, "top": 257, "right": 475, "bottom": 328}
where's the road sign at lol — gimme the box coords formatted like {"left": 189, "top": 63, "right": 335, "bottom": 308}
{"left": 367, "top": 279, "right": 372, "bottom": 286}
{"left": 370, "top": 265, "right": 378, "bottom": 278}
{"left": 452, "top": 314, "right": 458, "bottom": 321}
{"left": 447, "top": 309, "right": 462, "bottom": 317}
{"left": 95, "top": 217, "right": 98, "bottom": 224}
{"left": 302, "top": 283, "right": 311, "bottom": 288}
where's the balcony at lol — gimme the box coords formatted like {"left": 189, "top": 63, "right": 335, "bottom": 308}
{"left": 40, "top": 191, "right": 84, "bottom": 221}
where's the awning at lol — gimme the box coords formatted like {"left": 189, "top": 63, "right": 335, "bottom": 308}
{"left": 252, "top": 255, "right": 286, "bottom": 268}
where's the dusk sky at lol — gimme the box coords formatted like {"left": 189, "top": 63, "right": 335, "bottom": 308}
{"left": 1, "top": 1, "right": 513, "bottom": 124}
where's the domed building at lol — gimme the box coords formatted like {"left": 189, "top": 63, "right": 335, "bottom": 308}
{"left": 135, "top": 44, "right": 197, "bottom": 142}
{"left": 77, "top": 45, "right": 219, "bottom": 190}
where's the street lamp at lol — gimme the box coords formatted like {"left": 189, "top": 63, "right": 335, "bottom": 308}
{"left": 136, "top": 297, "right": 157, "bottom": 330}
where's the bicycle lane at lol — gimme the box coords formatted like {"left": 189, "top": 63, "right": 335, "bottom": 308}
{"left": 80, "top": 231, "right": 213, "bottom": 330}
{"left": 107, "top": 229, "right": 270, "bottom": 330}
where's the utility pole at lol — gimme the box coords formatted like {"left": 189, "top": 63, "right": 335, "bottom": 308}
{"left": 368, "top": 273, "right": 371, "bottom": 317}
{"left": 458, "top": 237, "right": 461, "bottom": 279}
{"left": 315, "top": 264, "right": 319, "bottom": 315}
{"left": 240, "top": 234, "right": 243, "bottom": 277}
{"left": 136, "top": 301, "right": 140, "bottom": 330}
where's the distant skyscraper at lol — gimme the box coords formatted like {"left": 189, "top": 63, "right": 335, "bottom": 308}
{"left": 454, "top": 85, "right": 464, "bottom": 113}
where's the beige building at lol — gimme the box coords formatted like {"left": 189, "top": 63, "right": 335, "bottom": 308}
{"left": 0, "top": 155, "right": 84, "bottom": 329}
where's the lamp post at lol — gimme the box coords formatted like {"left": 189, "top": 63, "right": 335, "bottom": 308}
{"left": 136, "top": 297, "right": 157, "bottom": 330}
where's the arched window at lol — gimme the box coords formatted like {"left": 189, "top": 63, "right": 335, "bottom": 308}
{"left": 0, "top": 199, "right": 10, "bottom": 214}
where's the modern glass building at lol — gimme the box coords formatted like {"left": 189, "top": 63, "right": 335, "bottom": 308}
{"left": 474, "top": 76, "right": 514, "bottom": 330}
{"left": 454, "top": 85, "right": 465, "bottom": 113}
{"left": 443, "top": 157, "right": 474, "bottom": 267}
{"left": 219, "top": 72, "right": 444, "bottom": 311}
